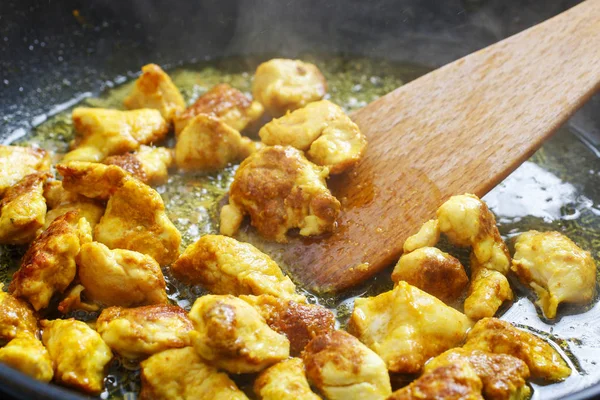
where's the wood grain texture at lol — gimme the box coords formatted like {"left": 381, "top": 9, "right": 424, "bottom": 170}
{"left": 248, "top": 0, "right": 600, "bottom": 292}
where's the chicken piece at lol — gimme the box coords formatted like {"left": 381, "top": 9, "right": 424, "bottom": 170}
{"left": 403, "top": 219, "right": 440, "bottom": 253}
{"left": 63, "top": 107, "right": 169, "bottom": 162}
{"left": 57, "top": 284, "right": 99, "bottom": 314}
{"left": 511, "top": 230, "right": 597, "bottom": 319}
{"left": 464, "top": 255, "right": 513, "bottom": 320}
{"left": 252, "top": 59, "right": 326, "bottom": 116}
{"left": 347, "top": 281, "right": 473, "bottom": 374}
{"left": 140, "top": 347, "right": 249, "bottom": 400}
{"left": 124, "top": 63, "right": 185, "bottom": 122}
{"left": 0, "top": 145, "right": 51, "bottom": 197}
{"left": 0, "top": 289, "right": 38, "bottom": 342}
{"left": 96, "top": 304, "right": 193, "bottom": 359}
{"left": 0, "top": 172, "right": 49, "bottom": 245}
{"left": 259, "top": 100, "right": 366, "bottom": 174}
{"left": 41, "top": 319, "right": 112, "bottom": 394}
{"left": 175, "top": 114, "right": 248, "bottom": 171}
{"left": 0, "top": 335, "right": 53, "bottom": 383}
{"left": 188, "top": 294, "right": 289, "bottom": 373}
{"left": 172, "top": 235, "right": 301, "bottom": 300}
{"left": 9, "top": 211, "right": 92, "bottom": 311}
{"left": 103, "top": 145, "right": 173, "bottom": 185}
{"left": 174, "top": 83, "right": 264, "bottom": 135}
{"left": 463, "top": 318, "right": 571, "bottom": 381}
{"left": 391, "top": 247, "right": 469, "bottom": 304}
{"left": 56, "top": 161, "right": 129, "bottom": 200}
{"left": 43, "top": 180, "right": 104, "bottom": 229}
{"left": 425, "top": 348, "right": 531, "bottom": 400}
{"left": 254, "top": 358, "right": 321, "bottom": 400}
{"left": 302, "top": 330, "right": 391, "bottom": 400}
{"left": 220, "top": 145, "right": 340, "bottom": 242}
{"left": 241, "top": 294, "right": 335, "bottom": 356}
{"left": 77, "top": 241, "right": 168, "bottom": 307}
{"left": 388, "top": 360, "right": 484, "bottom": 400}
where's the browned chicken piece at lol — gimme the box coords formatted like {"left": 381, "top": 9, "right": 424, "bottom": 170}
{"left": 463, "top": 318, "right": 571, "bottom": 381}
{"left": 254, "top": 357, "right": 322, "bottom": 400}
{"left": 403, "top": 219, "right": 440, "bottom": 253}
{"left": 63, "top": 107, "right": 169, "bottom": 162}
{"left": 391, "top": 247, "right": 469, "bottom": 304}
{"left": 388, "top": 359, "right": 484, "bottom": 400}
{"left": 188, "top": 294, "right": 289, "bottom": 374}
{"left": 347, "top": 281, "right": 473, "bottom": 374}
{"left": 43, "top": 180, "right": 104, "bottom": 229}
{"left": 77, "top": 241, "right": 168, "bottom": 307}
{"left": 140, "top": 347, "right": 249, "bottom": 400}
{"left": 96, "top": 304, "right": 193, "bottom": 359}
{"left": 41, "top": 318, "right": 112, "bottom": 394}
{"left": 0, "top": 289, "right": 38, "bottom": 342}
{"left": 0, "top": 145, "right": 51, "bottom": 197}
{"left": 0, "top": 172, "right": 49, "bottom": 245}
{"left": 57, "top": 284, "right": 99, "bottom": 314}
{"left": 252, "top": 59, "right": 326, "bottom": 116}
{"left": 171, "top": 235, "right": 301, "bottom": 300}
{"left": 511, "top": 230, "right": 597, "bottom": 319}
{"left": 425, "top": 348, "right": 531, "bottom": 400}
{"left": 9, "top": 211, "right": 92, "bottom": 311}
{"left": 124, "top": 63, "right": 186, "bottom": 122}
{"left": 174, "top": 83, "right": 264, "bottom": 135}
{"left": 302, "top": 330, "right": 392, "bottom": 400}
{"left": 103, "top": 145, "right": 174, "bottom": 185}
{"left": 56, "top": 161, "right": 129, "bottom": 200}
{"left": 259, "top": 100, "right": 367, "bottom": 173}
{"left": 0, "top": 335, "right": 54, "bottom": 383}
{"left": 464, "top": 255, "right": 513, "bottom": 321}
{"left": 220, "top": 145, "right": 340, "bottom": 242}
{"left": 241, "top": 294, "right": 335, "bottom": 356}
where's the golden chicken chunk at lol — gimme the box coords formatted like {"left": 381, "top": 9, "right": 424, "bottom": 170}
{"left": 0, "top": 172, "right": 49, "bottom": 245}
{"left": 0, "top": 335, "right": 53, "bottom": 383}
{"left": 391, "top": 247, "right": 469, "bottom": 304}
{"left": 77, "top": 241, "right": 168, "bottom": 307}
{"left": 0, "top": 289, "right": 38, "bottom": 342}
{"left": 348, "top": 281, "right": 473, "bottom": 374}
{"left": 0, "top": 145, "right": 50, "bottom": 197}
{"left": 402, "top": 219, "right": 440, "bottom": 253}
{"left": 97, "top": 305, "right": 193, "bottom": 360}
{"left": 41, "top": 319, "right": 112, "bottom": 394}
{"left": 220, "top": 145, "right": 340, "bottom": 242}
{"left": 463, "top": 318, "right": 571, "bottom": 381}
{"left": 174, "top": 83, "right": 263, "bottom": 134}
{"left": 56, "top": 161, "right": 129, "bottom": 200}
{"left": 189, "top": 294, "right": 290, "bottom": 373}
{"left": 172, "top": 235, "right": 300, "bottom": 300}
{"left": 254, "top": 358, "right": 321, "bottom": 400}
{"left": 302, "top": 330, "right": 391, "bottom": 400}
{"left": 104, "top": 145, "right": 173, "bottom": 185}
{"left": 140, "top": 347, "right": 249, "bottom": 400}
{"left": 259, "top": 100, "right": 366, "bottom": 173}
{"left": 511, "top": 230, "right": 597, "bottom": 319}
{"left": 9, "top": 211, "right": 92, "bottom": 311}
{"left": 464, "top": 256, "right": 513, "bottom": 321}
{"left": 63, "top": 107, "right": 169, "bottom": 162}
{"left": 252, "top": 59, "right": 326, "bottom": 116}
{"left": 43, "top": 180, "right": 104, "bottom": 229}
{"left": 124, "top": 63, "right": 186, "bottom": 122}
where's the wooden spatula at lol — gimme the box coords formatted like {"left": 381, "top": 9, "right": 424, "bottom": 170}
{"left": 241, "top": 0, "right": 600, "bottom": 293}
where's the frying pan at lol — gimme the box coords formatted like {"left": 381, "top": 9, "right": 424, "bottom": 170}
{"left": 1, "top": 0, "right": 599, "bottom": 399}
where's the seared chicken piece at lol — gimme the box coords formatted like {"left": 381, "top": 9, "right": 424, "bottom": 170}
{"left": 0, "top": 172, "right": 49, "bottom": 245}
{"left": 104, "top": 145, "right": 173, "bottom": 185}
{"left": 172, "top": 235, "right": 301, "bottom": 300}
{"left": 77, "top": 241, "right": 168, "bottom": 307}
{"left": 464, "top": 255, "right": 513, "bottom": 320}
{"left": 254, "top": 358, "right": 321, "bottom": 400}
{"left": 57, "top": 284, "right": 99, "bottom": 314}
{"left": 43, "top": 180, "right": 104, "bottom": 229}
{"left": 63, "top": 107, "right": 169, "bottom": 162}
{"left": 391, "top": 247, "right": 469, "bottom": 304}
{"left": 220, "top": 145, "right": 340, "bottom": 242}
{"left": 463, "top": 318, "right": 571, "bottom": 381}
{"left": 140, "top": 347, "right": 249, "bottom": 400}
{"left": 403, "top": 219, "right": 440, "bottom": 253}
{"left": 252, "top": 59, "right": 326, "bottom": 116}
{"left": 259, "top": 100, "right": 366, "bottom": 173}
{"left": 57, "top": 161, "right": 129, "bottom": 200}
{"left": 0, "top": 335, "right": 53, "bottom": 383}
{"left": 347, "top": 281, "right": 473, "bottom": 373}
{"left": 188, "top": 294, "right": 289, "bottom": 373}
{"left": 241, "top": 294, "right": 335, "bottom": 356}
{"left": 511, "top": 230, "right": 597, "bottom": 319}
{"left": 41, "top": 319, "right": 112, "bottom": 394}
{"left": 0, "top": 289, "right": 38, "bottom": 342}
{"left": 96, "top": 305, "right": 193, "bottom": 359}
{"left": 174, "top": 83, "right": 264, "bottom": 135}
{"left": 124, "top": 63, "right": 185, "bottom": 122}
{"left": 9, "top": 211, "right": 92, "bottom": 310}
{"left": 0, "top": 145, "right": 50, "bottom": 197}
{"left": 302, "top": 330, "right": 391, "bottom": 400}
